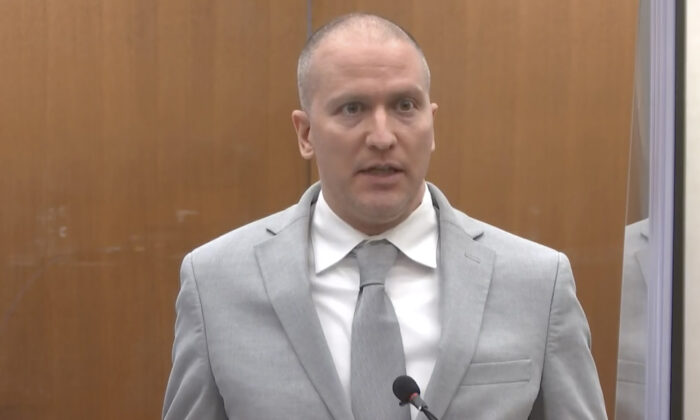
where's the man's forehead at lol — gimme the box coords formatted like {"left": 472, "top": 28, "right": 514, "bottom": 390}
{"left": 311, "top": 36, "right": 422, "bottom": 75}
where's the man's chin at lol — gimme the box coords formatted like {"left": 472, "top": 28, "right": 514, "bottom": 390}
{"left": 353, "top": 202, "right": 413, "bottom": 233}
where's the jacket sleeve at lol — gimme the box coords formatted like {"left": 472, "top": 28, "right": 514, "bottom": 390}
{"left": 530, "top": 253, "right": 608, "bottom": 419}
{"left": 162, "top": 253, "right": 228, "bottom": 420}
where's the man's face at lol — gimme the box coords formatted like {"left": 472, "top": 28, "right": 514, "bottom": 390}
{"left": 292, "top": 37, "right": 438, "bottom": 235}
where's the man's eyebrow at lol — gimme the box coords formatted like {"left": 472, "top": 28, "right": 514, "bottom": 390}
{"left": 387, "top": 87, "right": 428, "bottom": 105}
{"left": 322, "top": 84, "right": 428, "bottom": 110}
{"left": 390, "top": 87, "right": 425, "bottom": 98}
{"left": 325, "top": 93, "right": 370, "bottom": 109}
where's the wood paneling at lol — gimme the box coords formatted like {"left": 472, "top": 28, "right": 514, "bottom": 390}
{"left": 311, "top": 2, "right": 637, "bottom": 417}
{"left": 0, "top": 1, "right": 307, "bottom": 418}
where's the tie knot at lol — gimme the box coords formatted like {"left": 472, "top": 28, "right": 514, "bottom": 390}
{"left": 355, "top": 240, "right": 398, "bottom": 289}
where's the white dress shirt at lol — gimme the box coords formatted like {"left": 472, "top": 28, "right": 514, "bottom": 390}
{"left": 309, "top": 185, "right": 440, "bottom": 419}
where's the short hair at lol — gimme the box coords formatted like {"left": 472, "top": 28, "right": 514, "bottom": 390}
{"left": 296, "top": 13, "right": 431, "bottom": 111}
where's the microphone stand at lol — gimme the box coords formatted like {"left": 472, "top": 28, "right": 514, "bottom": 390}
{"left": 417, "top": 406, "right": 439, "bottom": 420}
{"left": 399, "top": 400, "right": 439, "bottom": 420}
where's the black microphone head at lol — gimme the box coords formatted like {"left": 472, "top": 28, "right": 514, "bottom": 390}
{"left": 392, "top": 375, "right": 420, "bottom": 403}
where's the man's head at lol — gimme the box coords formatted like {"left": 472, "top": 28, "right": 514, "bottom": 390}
{"left": 292, "top": 13, "right": 438, "bottom": 235}
{"left": 296, "top": 14, "right": 431, "bottom": 112}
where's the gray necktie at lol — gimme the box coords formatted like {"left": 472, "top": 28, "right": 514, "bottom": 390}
{"left": 350, "top": 240, "right": 410, "bottom": 420}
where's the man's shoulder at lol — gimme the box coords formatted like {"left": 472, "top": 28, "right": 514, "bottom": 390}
{"left": 188, "top": 202, "right": 302, "bottom": 260}
{"left": 449, "top": 207, "right": 561, "bottom": 263}
{"left": 427, "top": 183, "right": 559, "bottom": 261}
{"left": 446, "top": 208, "right": 568, "bottom": 291}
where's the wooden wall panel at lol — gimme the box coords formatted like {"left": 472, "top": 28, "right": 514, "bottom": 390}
{"left": 312, "top": 2, "right": 637, "bottom": 417}
{"left": 0, "top": 1, "right": 307, "bottom": 418}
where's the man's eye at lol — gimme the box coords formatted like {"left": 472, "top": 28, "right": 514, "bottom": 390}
{"left": 396, "top": 99, "right": 416, "bottom": 112}
{"left": 341, "top": 102, "right": 362, "bottom": 115}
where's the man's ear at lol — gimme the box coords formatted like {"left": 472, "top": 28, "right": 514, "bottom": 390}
{"left": 292, "top": 110, "right": 314, "bottom": 159}
{"left": 430, "top": 102, "right": 438, "bottom": 151}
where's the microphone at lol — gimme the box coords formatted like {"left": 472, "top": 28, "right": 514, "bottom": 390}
{"left": 392, "top": 375, "right": 439, "bottom": 420}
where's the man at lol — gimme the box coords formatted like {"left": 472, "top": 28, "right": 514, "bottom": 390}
{"left": 163, "top": 13, "right": 607, "bottom": 419}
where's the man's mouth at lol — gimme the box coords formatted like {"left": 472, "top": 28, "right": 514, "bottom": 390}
{"left": 360, "top": 165, "right": 401, "bottom": 175}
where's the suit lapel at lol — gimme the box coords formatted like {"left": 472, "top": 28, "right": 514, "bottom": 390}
{"left": 254, "top": 183, "right": 495, "bottom": 419}
{"left": 423, "top": 185, "right": 495, "bottom": 419}
{"left": 254, "top": 185, "right": 354, "bottom": 420}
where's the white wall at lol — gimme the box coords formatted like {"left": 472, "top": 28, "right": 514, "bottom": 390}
{"left": 685, "top": 0, "right": 699, "bottom": 416}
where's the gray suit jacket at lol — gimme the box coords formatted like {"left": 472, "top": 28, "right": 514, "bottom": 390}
{"left": 163, "top": 183, "right": 607, "bottom": 419}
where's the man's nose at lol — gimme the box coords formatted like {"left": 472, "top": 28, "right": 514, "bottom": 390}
{"left": 365, "top": 108, "right": 396, "bottom": 150}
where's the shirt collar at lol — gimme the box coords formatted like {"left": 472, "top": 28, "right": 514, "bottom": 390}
{"left": 311, "top": 185, "right": 438, "bottom": 274}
